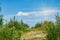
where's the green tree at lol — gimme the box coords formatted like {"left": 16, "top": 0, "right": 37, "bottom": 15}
{"left": 46, "top": 21, "right": 57, "bottom": 40}
{"left": 55, "top": 13, "right": 60, "bottom": 27}
{"left": 0, "top": 15, "right": 3, "bottom": 28}
{"left": 20, "top": 19, "right": 29, "bottom": 29}
{"left": 6, "top": 17, "right": 29, "bottom": 40}
{"left": 34, "top": 23, "right": 42, "bottom": 28}
{"left": 55, "top": 13, "right": 60, "bottom": 40}
{"left": 46, "top": 13, "right": 60, "bottom": 40}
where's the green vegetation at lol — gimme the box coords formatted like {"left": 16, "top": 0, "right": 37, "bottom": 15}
{"left": 0, "top": 13, "right": 60, "bottom": 40}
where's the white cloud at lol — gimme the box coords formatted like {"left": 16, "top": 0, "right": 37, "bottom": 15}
{"left": 34, "top": 9, "right": 60, "bottom": 16}
{"left": 16, "top": 9, "right": 60, "bottom": 17}
{"left": 16, "top": 11, "right": 29, "bottom": 16}
{"left": 16, "top": 9, "right": 60, "bottom": 22}
{"left": 41, "top": 9, "right": 55, "bottom": 15}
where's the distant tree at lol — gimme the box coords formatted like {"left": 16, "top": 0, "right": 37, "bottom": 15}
{"left": 13, "top": 16, "right": 16, "bottom": 21}
{"left": 42, "top": 21, "right": 49, "bottom": 31}
{"left": 34, "top": 23, "right": 42, "bottom": 28}
{"left": 0, "top": 15, "right": 3, "bottom": 27}
{"left": 20, "top": 19, "right": 29, "bottom": 29}
{"left": 55, "top": 13, "right": 60, "bottom": 27}
{"left": 48, "top": 21, "right": 55, "bottom": 30}
{"left": 7, "top": 19, "right": 29, "bottom": 30}
{"left": 0, "top": 3, "right": 3, "bottom": 28}
{"left": 55, "top": 13, "right": 60, "bottom": 40}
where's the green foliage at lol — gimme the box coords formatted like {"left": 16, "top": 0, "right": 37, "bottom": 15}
{"left": 46, "top": 13, "right": 60, "bottom": 40}
{"left": 0, "top": 16, "right": 29, "bottom": 40}
{"left": 55, "top": 13, "right": 60, "bottom": 40}
{"left": 34, "top": 23, "right": 42, "bottom": 28}
{"left": 0, "top": 13, "right": 60, "bottom": 40}
{"left": 7, "top": 19, "right": 29, "bottom": 32}
{"left": 0, "top": 15, "right": 3, "bottom": 27}
{"left": 55, "top": 13, "right": 60, "bottom": 27}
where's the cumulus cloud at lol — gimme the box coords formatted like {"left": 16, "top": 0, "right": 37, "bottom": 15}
{"left": 16, "top": 11, "right": 29, "bottom": 16}
{"left": 16, "top": 9, "right": 60, "bottom": 17}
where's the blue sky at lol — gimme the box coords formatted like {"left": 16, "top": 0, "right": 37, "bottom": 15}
{"left": 1, "top": 0, "right": 60, "bottom": 27}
